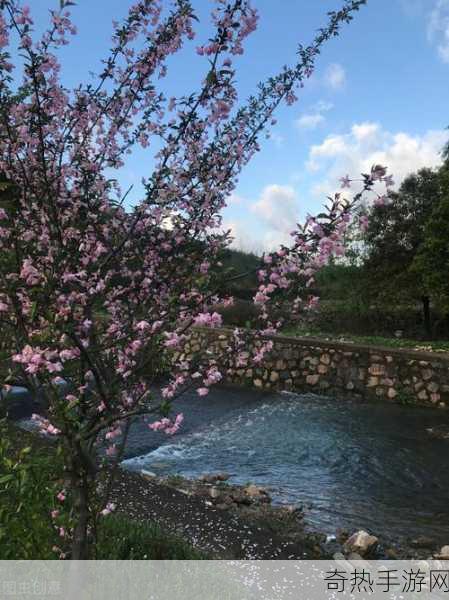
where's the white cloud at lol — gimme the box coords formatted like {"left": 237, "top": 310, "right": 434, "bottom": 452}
{"left": 351, "top": 122, "right": 380, "bottom": 141}
{"left": 223, "top": 221, "right": 263, "bottom": 253}
{"left": 261, "top": 229, "right": 293, "bottom": 251}
{"left": 295, "top": 100, "right": 333, "bottom": 131}
{"left": 324, "top": 63, "right": 346, "bottom": 90}
{"left": 315, "top": 100, "right": 334, "bottom": 112}
{"left": 295, "top": 113, "right": 325, "bottom": 130}
{"left": 222, "top": 185, "right": 301, "bottom": 252}
{"left": 306, "top": 122, "right": 447, "bottom": 197}
{"left": 251, "top": 184, "right": 299, "bottom": 234}
{"left": 400, "top": 0, "right": 449, "bottom": 64}
{"left": 428, "top": 0, "right": 449, "bottom": 63}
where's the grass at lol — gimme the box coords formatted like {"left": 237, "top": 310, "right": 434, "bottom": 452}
{"left": 281, "top": 326, "right": 449, "bottom": 353}
{"left": 95, "top": 515, "right": 206, "bottom": 559}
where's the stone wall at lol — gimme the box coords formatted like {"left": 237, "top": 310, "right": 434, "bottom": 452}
{"left": 189, "top": 328, "right": 449, "bottom": 408}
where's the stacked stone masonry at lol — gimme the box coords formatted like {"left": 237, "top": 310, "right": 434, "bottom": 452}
{"left": 189, "top": 328, "right": 449, "bottom": 408}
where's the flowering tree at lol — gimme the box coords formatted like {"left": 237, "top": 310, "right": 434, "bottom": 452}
{"left": 0, "top": 0, "right": 394, "bottom": 559}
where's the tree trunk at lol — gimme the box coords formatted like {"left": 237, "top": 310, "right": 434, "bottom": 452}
{"left": 70, "top": 450, "right": 90, "bottom": 560}
{"left": 422, "top": 295, "right": 432, "bottom": 339}
{"left": 71, "top": 477, "right": 89, "bottom": 559}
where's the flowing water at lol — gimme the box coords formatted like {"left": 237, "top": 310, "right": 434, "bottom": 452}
{"left": 15, "top": 383, "right": 449, "bottom": 544}
{"left": 122, "top": 389, "right": 449, "bottom": 544}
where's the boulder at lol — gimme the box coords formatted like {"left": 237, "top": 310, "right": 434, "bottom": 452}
{"left": 410, "top": 536, "right": 435, "bottom": 549}
{"left": 141, "top": 470, "right": 157, "bottom": 480}
{"left": 230, "top": 490, "right": 252, "bottom": 506}
{"left": 435, "top": 545, "right": 449, "bottom": 560}
{"left": 426, "top": 426, "right": 449, "bottom": 440}
{"left": 209, "top": 487, "right": 221, "bottom": 499}
{"left": 336, "top": 529, "right": 350, "bottom": 544}
{"left": 0, "top": 386, "right": 41, "bottom": 420}
{"left": 243, "top": 484, "right": 271, "bottom": 503}
{"left": 344, "top": 530, "right": 378, "bottom": 557}
{"left": 200, "top": 472, "right": 230, "bottom": 484}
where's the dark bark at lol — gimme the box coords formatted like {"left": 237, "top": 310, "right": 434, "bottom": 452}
{"left": 71, "top": 474, "right": 89, "bottom": 559}
{"left": 422, "top": 295, "right": 432, "bottom": 339}
{"left": 70, "top": 444, "right": 91, "bottom": 560}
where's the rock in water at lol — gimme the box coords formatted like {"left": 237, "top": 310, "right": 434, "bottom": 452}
{"left": 243, "top": 484, "right": 271, "bottom": 502}
{"left": 141, "top": 470, "right": 157, "bottom": 480}
{"left": 209, "top": 486, "right": 221, "bottom": 499}
{"left": 344, "top": 530, "right": 378, "bottom": 557}
{"left": 200, "top": 472, "right": 230, "bottom": 484}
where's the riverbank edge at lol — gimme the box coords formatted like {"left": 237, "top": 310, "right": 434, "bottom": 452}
{"left": 3, "top": 423, "right": 322, "bottom": 559}
{"left": 5, "top": 423, "right": 449, "bottom": 561}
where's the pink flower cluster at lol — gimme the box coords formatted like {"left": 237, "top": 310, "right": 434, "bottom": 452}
{"left": 31, "top": 413, "right": 61, "bottom": 436}
{"left": 149, "top": 413, "right": 184, "bottom": 435}
{"left": 13, "top": 345, "right": 63, "bottom": 375}
{"left": 100, "top": 502, "right": 116, "bottom": 517}
{"left": 193, "top": 312, "right": 222, "bottom": 328}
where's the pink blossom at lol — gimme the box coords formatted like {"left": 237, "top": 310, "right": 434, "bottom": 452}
{"left": 359, "top": 215, "right": 369, "bottom": 232}
{"left": 254, "top": 291, "right": 268, "bottom": 305}
{"left": 59, "top": 348, "right": 80, "bottom": 361}
{"left": 100, "top": 502, "right": 116, "bottom": 516}
{"left": 136, "top": 320, "right": 150, "bottom": 332}
{"left": 374, "top": 195, "right": 387, "bottom": 207}
{"left": 164, "top": 332, "right": 181, "bottom": 348}
{"left": 193, "top": 312, "right": 222, "bottom": 328}
{"left": 339, "top": 175, "right": 351, "bottom": 189}
{"left": 20, "top": 259, "right": 41, "bottom": 286}
{"left": 46, "top": 424, "right": 61, "bottom": 436}
{"left": 199, "top": 261, "right": 210, "bottom": 274}
{"left": 149, "top": 413, "right": 183, "bottom": 435}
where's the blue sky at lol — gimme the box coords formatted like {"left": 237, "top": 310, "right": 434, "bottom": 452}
{"left": 18, "top": 0, "right": 449, "bottom": 251}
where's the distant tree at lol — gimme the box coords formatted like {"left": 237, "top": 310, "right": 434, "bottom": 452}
{"left": 219, "top": 248, "right": 260, "bottom": 298}
{"left": 413, "top": 161, "right": 449, "bottom": 314}
{"left": 360, "top": 168, "right": 443, "bottom": 337}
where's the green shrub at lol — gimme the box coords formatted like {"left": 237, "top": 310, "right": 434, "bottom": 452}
{"left": 215, "top": 299, "right": 259, "bottom": 327}
{"left": 0, "top": 424, "right": 205, "bottom": 559}
{"left": 0, "top": 422, "right": 62, "bottom": 559}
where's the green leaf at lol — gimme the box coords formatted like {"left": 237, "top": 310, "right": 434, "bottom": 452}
{"left": 30, "top": 301, "right": 37, "bottom": 321}
{"left": 159, "top": 400, "right": 171, "bottom": 417}
{"left": 0, "top": 475, "right": 14, "bottom": 484}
